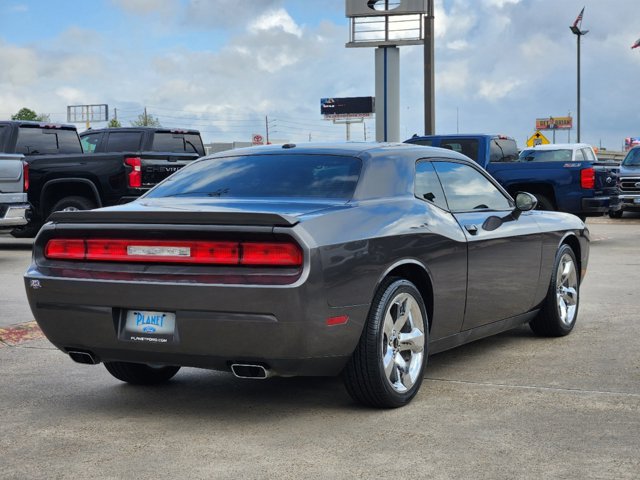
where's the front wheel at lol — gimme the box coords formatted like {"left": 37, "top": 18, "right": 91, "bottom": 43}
{"left": 609, "top": 210, "right": 624, "bottom": 219}
{"left": 104, "top": 362, "right": 181, "bottom": 385}
{"left": 530, "top": 244, "right": 579, "bottom": 337}
{"left": 343, "top": 278, "right": 428, "bottom": 408}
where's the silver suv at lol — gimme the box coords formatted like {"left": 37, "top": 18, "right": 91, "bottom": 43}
{"left": 610, "top": 147, "right": 640, "bottom": 218}
{"left": 0, "top": 153, "right": 29, "bottom": 228}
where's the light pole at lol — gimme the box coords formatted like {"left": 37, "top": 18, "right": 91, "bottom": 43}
{"left": 424, "top": 0, "right": 435, "bottom": 135}
{"left": 570, "top": 8, "right": 588, "bottom": 143}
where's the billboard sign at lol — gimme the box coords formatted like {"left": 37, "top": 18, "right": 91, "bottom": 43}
{"left": 67, "top": 104, "right": 109, "bottom": 123}
{"left": 321, "top": 97, "right": 374, "bottom": 119}
{"left": 346, "top": 0, "right": 428, "bottom": 17}
{"left": 535, "top": 116, "right": 573, "bottom": 130}
{"left": 624, "top": 137, "right": 640, "bottom": 151}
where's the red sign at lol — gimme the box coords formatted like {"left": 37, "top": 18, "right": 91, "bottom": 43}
{"left": 252, "top": 134, "right": 264, "bottom": 145}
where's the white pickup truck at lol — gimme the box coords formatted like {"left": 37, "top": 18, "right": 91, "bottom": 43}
{"left": 0, "top": 153, "right": 30, "bottom": 228}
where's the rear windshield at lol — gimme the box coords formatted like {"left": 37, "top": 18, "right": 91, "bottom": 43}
{"left": 152, "top": 133, "right": 205, "bottom": 156}
{"left": 15, "top": 127, "right": 82, "bottom": 155}
{"left": 622, "top": 148, "right": 640, "bottom": 167}
{"left": 519, "top": 149, "right": 572, "bottom": 162}
{"left": 146, "top": 154, "right": 362, "bottom": 200}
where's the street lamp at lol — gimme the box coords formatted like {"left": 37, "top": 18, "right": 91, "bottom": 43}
{"left": 570, "top": 7, "right": 588, "bottom": 143}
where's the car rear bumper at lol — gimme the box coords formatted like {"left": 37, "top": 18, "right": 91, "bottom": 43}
{"left": 24, "top": 270, "right": 368, "bottom": 376}
{"left": 0, "top": 203, "right": 30, "bottom": 227}
{"left": 581, "top": 195, "right": 618, "bottom": 215}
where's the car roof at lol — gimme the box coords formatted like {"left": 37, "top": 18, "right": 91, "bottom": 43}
{"left": 407, "top": 134, "right": 514, "bottom": 140}
{"left": 524, "top": 143, "right": 592, "bottom": 151}
{"left": 80, "top": 127, "right": 200, "bottom": 135}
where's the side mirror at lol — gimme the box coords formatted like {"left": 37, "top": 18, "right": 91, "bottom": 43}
{"left": 515, "top": 192, "right": 538, "bottom": 212}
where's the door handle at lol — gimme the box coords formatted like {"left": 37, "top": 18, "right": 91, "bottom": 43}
{"left": 465, "top": 224, "right": 478, "bottom": 235}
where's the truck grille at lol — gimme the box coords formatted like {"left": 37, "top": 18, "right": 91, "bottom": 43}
{"left": 619, "top": 177, "right": 640, "bottom": 193}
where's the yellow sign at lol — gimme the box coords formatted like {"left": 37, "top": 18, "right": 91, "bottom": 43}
{"left": 526, "top": 131, "right": 550, "bottom": 147}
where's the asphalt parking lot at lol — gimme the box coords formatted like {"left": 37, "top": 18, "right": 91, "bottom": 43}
{"left": 1, "top": 217, "right": 639, "bottom": 479}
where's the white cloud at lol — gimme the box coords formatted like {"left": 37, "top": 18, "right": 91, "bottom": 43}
{"left": 249, "top": 8, "right": 302, "bottom": 38}
{"left": 478, "top": 79, "right": 523, "bottom": 100}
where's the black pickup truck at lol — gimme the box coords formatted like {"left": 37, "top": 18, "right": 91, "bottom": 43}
{"left": 0, "top": 121, "right": 204, "bottom": 237}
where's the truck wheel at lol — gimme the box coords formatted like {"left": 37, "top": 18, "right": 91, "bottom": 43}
{"left": 533, "top": 194, "right": 555, "bottom": 211}
{"left": 530, "top": 244, "right": 579, "bottom": 337}
{"left": 343, "top": 278, "right": 428, "bottom": 408}
{"left": 104, "top": 361, "right": 181, "bottom": 385}
{"left": 608, "top": 210, "right": 624, "bottom": 219}
{"left": 11, "top": 223, "right": 42, "bottom": 239}
{"left": 50, "top": 196, "right": 96, "bottom": 215}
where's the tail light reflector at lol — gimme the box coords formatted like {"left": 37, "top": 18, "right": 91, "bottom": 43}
{"left": 125, "top": 157, "right": 142, "bottom": 188}
{"left": 580, "top": 167, "right": 595, "bottom": 189}
{"left": 44, "top": 239, "right": 302, "bottom": 267}
{"left": 22, "top": 161, "right": 29, "bottom": 192}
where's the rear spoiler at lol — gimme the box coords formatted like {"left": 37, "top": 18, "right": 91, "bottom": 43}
{"left": 48, "top": 210, "right": 299, "bottom": 227}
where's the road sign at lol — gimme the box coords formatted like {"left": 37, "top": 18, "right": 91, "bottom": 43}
{"left": 252, "top": 134, "right": 264, "bottom": 145}
{"left": 526, "top": 131, "right": 550, "bottom": 147}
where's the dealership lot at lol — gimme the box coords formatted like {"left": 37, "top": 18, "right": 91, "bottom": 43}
{"left": 1, "top": 218, "right": 639, "bottom": 479}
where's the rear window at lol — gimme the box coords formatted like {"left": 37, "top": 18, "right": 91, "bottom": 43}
{"left": 439, "top": 138, "right": 479, "bottom": 161}
{"left": 489, "top": 138, "right": 518, "bottom": 162}
{"left": 146, "top": 154, "right": 362, "bottom": 200}
{"left": 15, "top": 127, "right": 82, "bottom": 155}
{"left": 152, "top": 133, "right": 205, "bottom": 155}
{"left": 105, "top": 132, "right": 143, "bottom": 151}
{"left": 519, "top": 149, "right": 572, "bottom": 162}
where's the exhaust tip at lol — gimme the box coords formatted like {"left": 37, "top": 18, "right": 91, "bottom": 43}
{"left": 230, "top": 363, "right": 271, "bottom": 380}
{"left": 68, "top": 350, "right": 98, "bottom": 365}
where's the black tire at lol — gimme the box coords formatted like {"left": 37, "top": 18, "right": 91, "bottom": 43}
{"left": 530, "top": 244, "right": 579, "bottom": 337}
{"left": 10, "top": 222, "right": 42, "bottom": 239}
{"left": 533, "top": 194, "right": 555, "bottom": 211}
{"left": 609, "top": 210, "right": 624, "bottom": 219}
{"left": 49, "top": 196, "right": 96, "bottom": 216}
{"left": 343, "top": 278, "right": 428, "bottom": 408}
{"left": 104, "top": 361, "right": 180, "bottom": 385}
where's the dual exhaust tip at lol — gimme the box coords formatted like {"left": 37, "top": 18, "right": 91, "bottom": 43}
{"left": 68, "top": 352, "right": 271, "bottom": 380}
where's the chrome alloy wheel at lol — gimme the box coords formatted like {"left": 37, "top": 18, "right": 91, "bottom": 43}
{"left": 61, "top": 206, "right": 80, "bottom": 212}
{"left": 555, "top": 253, "right": 578, "bottom": 326}
{"left": 381, "top": 292, "right": 425, "bottom": 393}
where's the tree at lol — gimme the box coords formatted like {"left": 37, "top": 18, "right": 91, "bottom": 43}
{"left": 131, "top": 109, "right": 161, "bottom": 127}
{"left": 108, "top": 118, "right": 122, "bottom": 128}
{"left": 11, "top": 107, "right": 50, "bottom": 122}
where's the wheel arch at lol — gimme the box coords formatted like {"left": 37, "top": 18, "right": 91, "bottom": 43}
{"left": 40, "top": 178, "right": 102, "bottom": 215}
{"left": 374, "top": 260, "right": 434, "bottom": 332}
{"left": 559, "top": 232, "right": 582, "bottom": 281}
{"left": 505, "top": 182, "right": 557, "bottom": 208}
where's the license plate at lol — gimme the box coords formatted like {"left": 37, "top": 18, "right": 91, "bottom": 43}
{"left": 123, "top": 310, "right": 176, "bottom": 343}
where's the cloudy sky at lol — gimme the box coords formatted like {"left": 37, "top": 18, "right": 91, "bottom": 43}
{"left": 1, "top": 0, "right": 639, "bottom": 150}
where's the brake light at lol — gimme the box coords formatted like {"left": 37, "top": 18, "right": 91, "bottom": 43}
{"left": 125, "top": 157, "right": 142, "bottom": 188}
{"left": 580, "top": 167, "right": 595, "bottom": 189}
{"left": 22, "top": 161, "right": 29, "bottom": 192}
{"left": 44, "top": 239, "right": 303, "bottom": 266}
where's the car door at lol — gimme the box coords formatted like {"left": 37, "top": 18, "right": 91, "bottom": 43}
{"left": 432, "top": 160, "right": 542, "bottom": 330}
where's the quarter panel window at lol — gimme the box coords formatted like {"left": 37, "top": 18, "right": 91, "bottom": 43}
{"left": 433, "top": 161, "right": 512, "bottom": 212}
{"left": 415, "top": 160, "right": 448, "bottom": 210}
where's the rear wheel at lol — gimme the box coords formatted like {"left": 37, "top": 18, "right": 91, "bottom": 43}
{"left": 533, "top": 194, "right": 555, "bottom": 211}
{"left": 343, "top": 278, "right": 428, "bottom": 408}
{"left": 49, "top": 195, "right": 96, "bottom": 215}
{"left": 530, "top": 244, "right": 579, "bottom": 337}
{"left": 609, "top": 210, "right": 624, "bottom": 219}
{"left": 104, "top": 362, "right": 180, "bottom": 385}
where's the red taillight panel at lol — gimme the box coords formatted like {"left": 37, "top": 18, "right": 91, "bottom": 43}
{"left": 44, "top": 239, "right": 302, "bottom": 267}
{"left": 22, "top": 161, "right": 29, "bottom": 192}
{"left": 580, "top": 167, "right": 595, "bottom": 189}
{"left": 125, "top": 157, "right": 142, "bottom": 188}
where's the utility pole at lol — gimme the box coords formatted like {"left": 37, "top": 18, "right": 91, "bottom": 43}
{"left": 265, "top": 115, "right": 270, "bottom": 144}
{"left": 144, "top": 107, "right": 148, "bottom": 126}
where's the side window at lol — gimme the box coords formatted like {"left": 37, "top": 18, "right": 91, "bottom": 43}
{"left": 490, "top": 138, "right": 518, "bottom": 163}
{"left": 415, "top": 160, "right": 448, "bottom": 210}
{"left": 105, "top": 132, "right": 142, "bottom": 152}
{"left": 15, "top": 127, "right": 58, "bottom": 154}
{"left": 80, "top": 133, "right": 102, "bottom": 153}
{"left": 0, "top": 125, "right": 7, "bottom": 149}
{"left": 433, "top": 161, "right": 512, "bottom": 212}
{"left": 574, "top": 149, "right": 585, "bottom": 161}
{"left": 582, "top": 148, "right": 596, "bottom": 161}
{"left": 440, "top": 138, "right": 479, "bottom": 161}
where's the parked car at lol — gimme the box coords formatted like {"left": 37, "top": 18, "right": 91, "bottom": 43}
{"left": 0, "top": 153, "right": 29, "bottom": 229}
{"left": 0, "top": 121, "right": 203, "bottom": 237}
{"left": 609, "top": 146, "right": 640, "bottom": 218}
{"left": 25, "top": 143, "right": 588, "bottom": 408}
{"left": 405, "top": 135, "right": 619, "bottom": 219}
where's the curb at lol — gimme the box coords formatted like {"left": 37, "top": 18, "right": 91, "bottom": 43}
{"left": 0, "top": 321, "right": 44, "bottom": 347}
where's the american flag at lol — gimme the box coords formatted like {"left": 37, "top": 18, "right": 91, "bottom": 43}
{"left": 572, "top": 7, "right": 585, "bottom": 29}
{"left": 632, "top": 38, "right": 640, "bottom": 50}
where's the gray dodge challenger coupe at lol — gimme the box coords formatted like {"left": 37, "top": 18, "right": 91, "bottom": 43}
{"left": 25, "top": 143, "right": 588, "bottom": 408}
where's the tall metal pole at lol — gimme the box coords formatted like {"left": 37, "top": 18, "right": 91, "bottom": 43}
{"left": 577, "top": 34, "right": 581, "bottom": 142}
{"left": 423, "top": 0, "right": 435, "bottom": 135}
